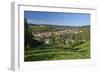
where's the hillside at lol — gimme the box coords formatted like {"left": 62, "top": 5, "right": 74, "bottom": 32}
{"left": 25, "top": 22, "right": 90, "bottom": 61}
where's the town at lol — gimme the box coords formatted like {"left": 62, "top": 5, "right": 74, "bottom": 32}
{"left": 31, "top": 25, "right": 87, "bottom": 45}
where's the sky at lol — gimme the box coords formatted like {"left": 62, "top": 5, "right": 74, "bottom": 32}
{"left": 24, "top": 11, "right": 90, "bottom": 26}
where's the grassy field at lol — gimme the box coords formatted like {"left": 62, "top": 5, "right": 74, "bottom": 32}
{"left": 24, "top": 41, "right": 90, "bottom": 61}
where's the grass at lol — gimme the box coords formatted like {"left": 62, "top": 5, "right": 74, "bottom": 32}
{"left": 24, "top": 41, "right": 90, "bottom": 61}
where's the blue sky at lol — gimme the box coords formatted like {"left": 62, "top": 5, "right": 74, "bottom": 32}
{"left": 24, "top": 11, "right": 90, "bottom": 26}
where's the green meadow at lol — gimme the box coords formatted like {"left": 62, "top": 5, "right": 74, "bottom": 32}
{"left": 24, "top": 41, "right": 90, "bottom": 61}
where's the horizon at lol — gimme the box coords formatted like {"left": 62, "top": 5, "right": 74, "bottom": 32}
{"left": 28, "top": 23, "right": 90, "bottom": 27}
{"left": 24, "top": 11, "right": 90, "bottom": 26}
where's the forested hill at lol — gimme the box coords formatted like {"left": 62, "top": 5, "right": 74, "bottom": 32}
{"left": 29, "top": 23, "right": 90, "bottom": 29}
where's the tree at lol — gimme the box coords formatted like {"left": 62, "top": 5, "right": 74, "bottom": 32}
{"left": 24, "top": 18, "right": 29, "bottom": 48}
{"left": 24, "top": 18, "right": 44, "bottom": 49}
